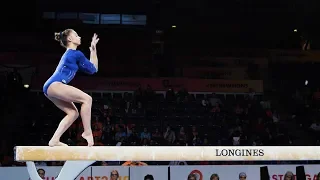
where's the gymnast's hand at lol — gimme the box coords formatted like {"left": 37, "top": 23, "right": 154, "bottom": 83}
{"left": 90, "top": 33, "right": 99, "bottom": 51}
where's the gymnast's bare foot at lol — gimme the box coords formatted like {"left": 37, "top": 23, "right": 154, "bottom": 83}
{"left": 82, "top": 131, "right": 94, "bottom": 147}
{"left": 48, "top": 140, "right": 68, "bottom": 147}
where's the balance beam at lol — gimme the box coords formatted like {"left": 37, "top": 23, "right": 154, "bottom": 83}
{"left": 14, "top": 146, "right": 320, "bottom": 162}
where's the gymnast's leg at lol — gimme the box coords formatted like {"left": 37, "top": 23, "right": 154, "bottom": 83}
{"left": 47, "top": 96, "right": 79, "bottom": 146}
{"left": 47, "top": 82, "right": 94, "bottom": 146}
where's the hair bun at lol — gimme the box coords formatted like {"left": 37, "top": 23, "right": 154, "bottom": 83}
{"left": 54, "top": 32, "right": 61, "bottom": 42}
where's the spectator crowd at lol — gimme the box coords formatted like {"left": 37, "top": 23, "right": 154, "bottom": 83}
{"left": 1, "top": 82, "right": 320, "bottom": 167}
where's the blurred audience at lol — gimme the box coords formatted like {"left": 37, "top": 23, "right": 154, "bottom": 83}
{"left": 1, "top": 82, "right": 319, "bottom": 166}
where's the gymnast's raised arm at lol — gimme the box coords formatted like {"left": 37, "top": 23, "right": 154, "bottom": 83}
{"left": 76, "top": 33, "right": 99, "bottom": 74}
{"left": 89, "top": 33, "right": 99, "bottom": 71}
{"left": 76, "top": 50, "right": 98, "bottom": 74}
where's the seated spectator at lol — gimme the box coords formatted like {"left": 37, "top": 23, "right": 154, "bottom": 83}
{"left": 235, "top": 104, "right": 244, "bottom": 115}
{"left": 164, "top": 126, "right": 175, "bottom": 145}
{"left": 209, "top": 93, "right": 222, "bottom": 107}
{"left": 211, "top": 103, "right": 221, "bottom": 113}
{"left": 140, "top": 127, "right": 151, "bottom": 143}
{"left": 201, "top": 96, "right": 209, "bottom": 107}
{"left": 115, "top": 127, "right": 127, "bottom": 142}
{"left": 127, "top": 127, "right": 140, "bottom": 145}
{"left": 191, "top": 126, "right": 198, "bottom": 137}
{"left": 152, "top": 128, "right": 162, "bottom": 142}
{"left": 177, "top": 127, "right": 187, "bottom": 144}
{"left": 272, "top": 110, "right": 280, "bottom": 123}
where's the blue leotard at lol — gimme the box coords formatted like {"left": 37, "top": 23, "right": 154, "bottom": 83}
{"left": 43, "top": 49, "right": 97, "bottom": 96}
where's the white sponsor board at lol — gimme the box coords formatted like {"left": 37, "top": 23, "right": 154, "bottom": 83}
{"left": 0, "top": 166, "right": 90, "bottom": 180}
{"left": 130, "top": 166, "right": 168, "bottom": 180}
{"left": 91, "top": 166, "right": 129, "bottom": 180}
{"left": 170, "top": 165, "right": 320, "bottom": 180}
{"left": 266, "top": 165, "right": 320, "bottom": 180}
{"left": 170, "top": 165, "right": 258, "bottom": 180}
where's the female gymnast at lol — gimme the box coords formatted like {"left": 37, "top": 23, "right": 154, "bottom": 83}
{"left": 43, "top": 29, "right": 99, "bottom": 147}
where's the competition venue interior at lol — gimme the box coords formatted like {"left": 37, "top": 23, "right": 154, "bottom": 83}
{"left": 1, "top": 0, "right": 320, "bottom": 179}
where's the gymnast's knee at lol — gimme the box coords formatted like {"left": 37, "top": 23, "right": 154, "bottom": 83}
{"left": 68, "top": 110, "right": 79, "bottom": 120}
{"left": 82, "top": 94, "right": 92, "bottom": 106}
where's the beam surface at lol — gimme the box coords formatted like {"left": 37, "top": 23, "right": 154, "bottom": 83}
{"left": 14, "top": 146, "right": 320, "bottom": 161}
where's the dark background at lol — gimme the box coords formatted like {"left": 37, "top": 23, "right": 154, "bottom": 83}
{"left": 3, "top": 0, "right": 320, "bottom": 48}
